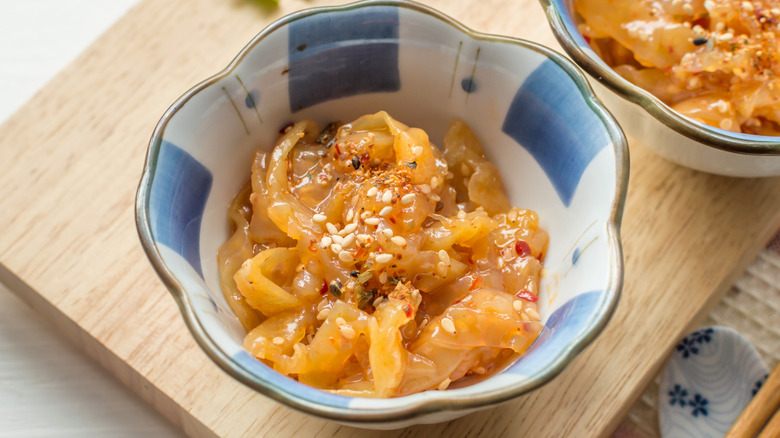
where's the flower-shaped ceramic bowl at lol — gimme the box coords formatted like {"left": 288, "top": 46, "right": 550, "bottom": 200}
{"left": 541, "top": 0, "right": 780, "bottom": 177}
{"left": 135, "top": 0, "right": 627, "bottom": 428}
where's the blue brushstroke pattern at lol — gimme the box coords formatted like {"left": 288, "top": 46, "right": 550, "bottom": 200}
{"left": 502, "top": 59, "right": 609, "bottom": 206}
{"left": 288, "top": 7, "right": 400, "bottom": 112}
{"left": 148, "top": 141, "right": 212, "bottom": 277}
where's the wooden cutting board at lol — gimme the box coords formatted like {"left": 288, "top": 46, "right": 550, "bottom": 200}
{"left": 1, "top": 0, "right": 779, "bottom": 436}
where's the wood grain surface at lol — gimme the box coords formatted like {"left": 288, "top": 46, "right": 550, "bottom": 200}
{"left": 1, "top": 0, "right": 779, "bottom": 437}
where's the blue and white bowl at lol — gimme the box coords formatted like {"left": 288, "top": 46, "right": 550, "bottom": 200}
{"left": 541, "top": 0, "right": 780, "bottom": 177}
{"left": 135, "top": 0, "right": 628, "bottom": 428}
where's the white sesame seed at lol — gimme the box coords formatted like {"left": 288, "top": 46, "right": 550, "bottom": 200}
{"left": 437, "top": 261, "right": 448, "bottom": 277}
{"left": 473, "top": 367, "right": 486, "bottom": 375}
{"left": 317, "top": 299, "right": 328, "bottom": 311}
{"left": 365, "top": 217, "right": 380, "bottom": 226}
{"left": 401, "top": 193, "right": 415, "bottom": 205}
{"left": 382, "top": 190, "right": 393, "bottom": 204}
{"left": 336, "top": 317, "right": 347, "bottom": 326}
{"left": 346, "top": 209, "right": 354, "bottom": 222}
{"left": 704, "top": 0, "right": 715, "bottom": 10}
{"left": 295, "top": 263, "right": 304, "bottom": 273}
{"left": 339, "top": 251, "right": 355, "bottom": 263}
{"left": 438, "top": 249, "right": 450, "bottom": 264}
{"left": 742, "top": 1, "right": 753, "bottom": 12}
{"left": 526, "top": 307, "right": 540, "bottom": 321}
{"left": 441, "top": 317, "right": 456, "bottom": 334}
{"left": 391, "top": 236, "right": 407, "bottom": 247}
{"left": 376, "top": 253, "right": 393, "bottom": 264}
{"left": 382, "top": 228, "right": 394, "bottom": 238}
{"left": 379, "top": 206, "right": 393, "bottom": 217}
{"left": 343, "top": 222, "right": 358, "bottom": 234}
{"left": 331, "top": 234, "right": 344, "bottom": 245}
{"left": 360, "top": 211, "right": 371, "bottom": 220}
{"left": 513, "top": 300, "right": 524, "bottom": 312}
{"left": 273, "top": 336, "right": 285, "bottom": 346}
{"left": 720, "top": 32, "right": 733, "bottom": 40}
{"left": 373, "top": 296, "right": 385, "bottom": 307}
{"left": 430, "top": 194, "right": 441, "bottom": 202}
{"left": 357, "top": 233, "right": 370, "bottom": 242}
{"left": 419, "top": 184, "right": 431, "bottom": 194}
{"left": 720, "top": 118, "right": 733, "bottom": 130}
{"left": 320, "top": 236, "right": 332, "bottom": 248}
{"left": 460, "top": 163, "right": 471, "bottom": 175}
{"left": 313, "top": 213, "right": 327, "bottom": 223}
{"left": 438, "top": 378, "right": 451, "bottom": 391}
{"left": 330, "top": 243, "right": 343, "bottom": 253}
{"left": 326, "top": 222, "right": 338, "bottom": 235}
{"left": 412, "top": 146, "right": 423, "bottom": 157}
{"left": 520, "top": 312, "right": 530, "bottom": 322}
{"left": 430, "top": 176, "right": 441, "bottom": 189}
{"left": 342, "top": 233, "right": 356, "bottom": 247}
{"left": 682, "top": 3, "right": 693, "bottom": 14}
{"left": 457, "top": 210, "right": 467, "bottom": 219}
{"left": 340, "top": 326, "right": 357, "bottom": 339}
{"left": 367, "top": 186, "right": 378, "bottom": 197}
{"left": 379, "top": 272, "right": 388, "bottom": 283}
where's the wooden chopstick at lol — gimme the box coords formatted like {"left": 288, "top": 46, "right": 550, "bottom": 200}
{"left": 725, "top": 362, "right": 780, "bottom": 438}
{"left": 756, "top": 407, "right": 779, "bottom": 438}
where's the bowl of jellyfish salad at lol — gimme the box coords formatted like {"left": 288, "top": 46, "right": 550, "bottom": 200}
{"left": 136, "top": 0, "right": 627, "bottom": 428}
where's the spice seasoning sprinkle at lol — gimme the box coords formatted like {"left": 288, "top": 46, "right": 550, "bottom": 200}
{"left": 441, "top": 317, "right": 456, "bottom": 335}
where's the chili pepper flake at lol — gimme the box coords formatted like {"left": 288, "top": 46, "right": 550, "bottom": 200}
{"left": 515, "top": 240, "right": 532, "bottom": 257}
{"left": 516, "top": 289, "right": 539, "bottom": 302}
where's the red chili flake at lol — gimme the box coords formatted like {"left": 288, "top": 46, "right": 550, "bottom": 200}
{"left": 360, "top": 153, "right": 369, "bottom": 164}
{"left": 308, "top": 238, "right": 318, "bottom": 253}
{"left": 668, "top": 45, "right": 674, "bottom": 53}
{"left": 319, "top": 281, "right": 329, "bottom": 295}
{"left": 516, "top": 289, "right": 539, "bottom": 302}
{"left": 334, "top": 143, "right": 341, "bottom": 155}
{"left": 403, "top": 304, "right": 413, "bottom": 317}
{"left": 469, "top": 276, "right": 483, "bottom": 291}
{"left": 389, "top": 217, "right": 397, "bottom": 224}
{"left": 515, "top": 240, "right": 532, "bottom": 257}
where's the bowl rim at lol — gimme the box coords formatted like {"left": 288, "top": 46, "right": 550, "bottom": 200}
{"left": 540, "top": 0, "right": 780, "bottom": 155}
{"left": 134, "top": 0, "right": 628, "bottom": 424}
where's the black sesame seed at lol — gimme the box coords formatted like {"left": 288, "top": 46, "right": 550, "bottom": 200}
{"left": 325, "top": 137, "right": 336, "bottom": 149}
{"left": 351, "top": 155, "right": 361, "bottom": 170}
{"left": 328, "top": 280, "right": 343, "bottom": 298}
{"left": 693, "top": 37, "right": 708, "bottom": 46}
{"left": 350, "top": 270, "right": 360, "bottom": 277}
{"left": 404, "top": 161, "right": 418, "bottom": 169}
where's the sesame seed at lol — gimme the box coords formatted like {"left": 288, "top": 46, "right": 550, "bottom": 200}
{"left": 272, "top": 337, "right": 285, "bottom": 346}
{"left": 437, "top": 261, "right": 448, "bottom": 277}
{"left": 704, "top": 0, "right": 715, "bottom": 9}
{"left": 317, "top": 299, "right": 328, "bottom": 311}
{"left": 320, "top": 236, "right": 332, "bottom": 248}
{"left": 326, "top": 222, "right": 338, "bottom": 234}
{"left": 339, "top": 251, "right": 355, "bottom": 263}
{"left": 331, "top": 234, "right": 344, "bottom": 245}
{"left": 430, "top": 194, "right": 441, "bottom": 202}
{"left": 365, "top": 217, "right": 380, "bottom": 226}
{"left": 438, "top": 378, "right": 451, "bottom": 391}
{"left": 367, "top": 186, "right": 378, "bottom": 197}
{"left": 330, "top": 243, "right": 343, "bottom": 253}
{"left": 438, "top": 250, "right": 450, "bottom": 264}
{"left": 342, "top": 233, "right": 356, "bottom": 247}
{"left": 513, "top": 300, "right": 524, "bottom": 312}
{"left": 742, "top": 1, "right": 753, "bottom": 12}
{"left": 343, "top": 222, "right": 357, "bottom": 234}
{"left": 412, "top": 146, "right": 423, "bottom": 157}
{"left": 361, "top": 211, "right": 371, "bottom": 220}
{"left": 473, "top": 367, "right": 486, "bottom": 375}
{"left": 682, "top": 3, "right": 693, "bottom": 14}
{"left": 382, "top": 228, "right": 394, "bottom": 237}
{"left": 336, "top": 317, "right": 347, "bottom": 326}
{"left": 430, "top": 176, "right": 441, "bottom": 189}
{"left": 346, "top": 209, "right": 354, "bottom": 222}
{"left": 313, "top": 213, "right": 327, "bottom": 223}
{"left": 441, "top": 317, "right": 456, "bottom": 334}
{"left": 357, "top": 233, "right": 370, "bottom": 242}
{"left": 419, "top": 184, "right": 431, "bottom": 194}
{"left": 376, "top": 253, "right": 393, "bottom": 264}
{"left": 340, "top": 326, "right": 357, "bottom": 339}
{"left": 457, "top": 210, "right": 467, "bottom": 219}
{"left": 295, "top": 263, "right": 304, "bottom": 273}
{"left": 520, "top": 312, "right": 531, "bottom": 322}
{"left": 526, "top": 307, "right": 540, "bottom": 321}
{"left": 720, "top": 118, "right": 733, "bottom": 130}
{"left": 772, "top": 8, "right": 780, "bottom": 16}
{"left": 401, "top": 193, "right": 415, "bottom": 205}
{"left": 391, "top": 236, "right": 407, "bottom": 246}
{"left": 720, "top": 32, "right": 733, "bottom": 40}
{"left": 373, "top": 296, "right": 385, "bottom": 307}
{"left": 382, "top": 190, "right": 393, "bottom": 204}
{"left": 379, "top": 272, "right": 388, "bottom": 283}
{"left": 379, "top": 206, "right": 393, "bottom": 217}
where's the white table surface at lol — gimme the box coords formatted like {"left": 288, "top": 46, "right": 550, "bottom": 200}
{"left": 0, "top": 2, "right": 183, "bottom": 436}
